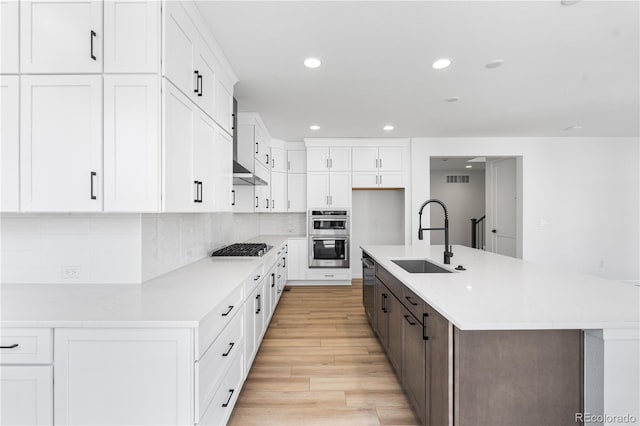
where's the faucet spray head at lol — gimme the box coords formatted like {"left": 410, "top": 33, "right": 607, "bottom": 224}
{"left": 418, "top": 229, "right": 423, "bottom": 240}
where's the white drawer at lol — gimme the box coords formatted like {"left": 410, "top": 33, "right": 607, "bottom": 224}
{"left": 197, "top": 286, "right": 244, "bottom": 359}
{"left": 196, "top": 309, "right": 244, "bottom": 419}
{"left": 197, "top": 350, "right": 244, "bottom": 426}
{"left": 0, "top": 328, "right": 52, "bottom": 364}
{"left": 244, "top": 266, "right": 266, "bottom": 296}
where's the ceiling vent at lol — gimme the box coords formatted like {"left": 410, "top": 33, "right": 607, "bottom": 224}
{"left": 446, "top": 175, "right": 470, "bottom": 183}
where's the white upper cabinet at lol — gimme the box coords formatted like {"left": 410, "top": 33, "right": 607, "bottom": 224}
{"left": 329, "top": 147, "right": 351, "bottom": 171}
{"left": 21, "top": 1, "right": 103, "bottom": 73}
{"left": 254, "top": 126, "right": 270, "bottom": 169}
{"left": 104, "top": 75, "right": 160, "bottom": 212}
{"left": 194, "top": 48, "right": 217, "bottom": 119}
{"left": 215, "top": 77, "right": 234, "bottom": 134}
{"left": 1, "top": 1, "right": 19, "bottom": 74}
{"left": 214, "top": 127, "right": 233, "bottom": 212}
{"left": 21, "top": 75, "right": 103, "bottom": 212}
{"left": 307, "top": 172, "right": 330, "bottom": 209}
{"left": 287, "top": 150, "right": 306, "bottom": 173}
{"left": 352, "top": 147, "right": 379, "bottom": 172}
{"left": 328, "top": 172, "right": 351, "bottom": 208}
{"left": 194, "top": 108, "right": 217, "bottom": 211}
{"left": 163, "top": 2, "right": 197, "bottom": 95}
{"left": 270, "top": 171, "right": 287, "bottom": 212}
{"left": 1, "top": 76, "right": 19, "bottom": 212}
{"left": 306, "top": 147, "right": 329, "bottom": 171}
{"left": 287, "top": 173, "right": 306, "bottom": 212}
{"left": 104, "top": 0, "right": 160, "bottom": 73}
{"left": 352, "top": 145, "right": 406, "bottom": 188}
{"left": 271, "top": 147, "right": 286, "bottom": 173}
{"left": 378, "top": 147, "right": 405, "bottom": 171}
{"left": 306, "top": 147, "right": 350, "bottom": 171}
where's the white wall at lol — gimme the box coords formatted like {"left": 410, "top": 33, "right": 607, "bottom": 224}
{"left": 411, "top": 137, "right": 640, "bottom": 281}
{"left": 258, "top": 213, "right": 306, "bottom": 235}
{"left": 429, "top": 169, "right": 485, "bottom": 247}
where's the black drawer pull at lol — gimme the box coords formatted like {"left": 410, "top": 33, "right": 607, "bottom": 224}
{"left": 90, "top": 30, "right": 97, "bottom": 60}
{"left": 197, "top": 74, "right": 203, "bottom": 97}
{"left": 423, "top": 313, "right": 429, "bottom": 340}
{"left": 193, "top": 70, "right": 200, "bottom": 93}
{"left": 0, "top": 343, "right": 19, "bottom": 349}
{"left": 222, "top": 342, "right": 235, "bottom": 357}
{"left": 90, "top": 171, "right": 97, "bottom": 200}
{"left": 405, "top": 296, "right": 419, "bottom": 306}
{"left": 221, "top": 389, "right": 235, "bottom": 407}
{"left": 221, "top": 305, "right": 234, "bottom": 317}
{"left": 403, "top": 315, "right": 417, "bottom": 326}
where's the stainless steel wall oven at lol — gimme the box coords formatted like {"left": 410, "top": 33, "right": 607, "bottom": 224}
{"left": 308, "top": 210, "right": 350, "bottom": 268}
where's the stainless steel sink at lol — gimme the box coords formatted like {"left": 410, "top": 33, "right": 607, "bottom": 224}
{"left": 391, "top": 259, "right": 453, "bottom": 274}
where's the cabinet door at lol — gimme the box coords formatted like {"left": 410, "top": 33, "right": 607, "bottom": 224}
{"left": 328, "top": 147, "right": 351, "bottom": 171}
{"left": 1, "top": 76, "right": 19, "bottom": 212}
{"left": 287, "top": 173, "right": 306, "bottom": 212}
{"left": 194, "top": 109, "right": 217, "bottom": 211}
{"left": 387, "top": 294, "right": 403, "bottom": 376}
{"left": 104, "top": 0, "right": 159, "bottom": 73}
{"left": 352, "top": 172, "right": 379, "bottom": 189}
{"left": 287, "top": 239, "right": 307, "bottom": 280}
{"left": 0, "top": 366, "right": 52, "bottom": 426}
{"left": 379, "top": 147, "right": 405, "bottom": 172}
{"left": 307, "top": 172, "right": 330, "bottom": 209}
{"left": 54, "top": 328, "right": 193, "bottom": 425}
{"left": 402, "top": 306, "right": 428, "bottom": 425}
{"left": 255, "top": 183, "right": 271, "bottom": 213}
{"left": 306, "top": 147, "right": 329, "bottom": 171}
{"left": 271, "top": 147, "right": 287, "bottom": 173}
{"left": 21, "top": 1, "right": 103, "bottom": 73}
{"left": 287, "top": 149, "right": 306, "bottom": 173}
{"left": 163, "top": 1, "right": 197, "bottom": 98}
{"left": 328, "top": 172, "right": 351, "bottom": 208}
{"left": 0, "top": 0, "right": 19, "bottom": 73}
{"left": 162, "top": 79, "right": 196, "bottom": 212}
{"left": 215, "top": 77, "right": 234, "bottom": 134}
{"left": 374, "top": 279, "right": 389, "bottom": 348}
{"left": 352, "top": 147, "right": 378, "bottom": 172}
{"left": 244, "top": 285, "right": 257, "bottom": 372}
{"left": 21, "top": 75, "right": 103, "bottom": 212}
{"left": 232, "top": 185, "right": 255, "bottom": 213}
{"left": 270, "top": 171, "right": 287, "bottom": 212}
{"left": 378, "top": 172, "right": 404, "bottom": 188}
{"left": 214, "top": 127, "right": 233, "bottom": 212}
{"left": 194, "top": 47, "right": 217, "bottom": 119}
{"left": 104, "top": 75, "right": 160, "bottom": 212}
{"left": 254, "top": 127, "right": 270, "bottom": 169}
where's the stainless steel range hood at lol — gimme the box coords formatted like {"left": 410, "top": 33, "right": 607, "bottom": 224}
{"left": 232, "top": 98, "right": 267, "bottom": 186}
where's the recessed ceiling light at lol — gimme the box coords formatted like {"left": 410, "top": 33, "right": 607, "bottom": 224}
{"left": 565, "top": 124, "right": 582, "bottom": 131}
{"left": 485, "top": 59, "right": 504, "bottom": 69}
{"left": 432, "top": 58, "right": 452, "bottom": 70}
{"left": 383, "top": 125, "right": 394, "bottom": 131}
{"left": 309, "top": 125, "right": 320, "bottom": 130}
{"left": 445, "top": 96, "right": 460, "bottom": 103}
{"left": 303, "top": 57, "right": 321, "bottom": 69}
{"left": 465, "top": 165, "right": 473, "bottom": 169}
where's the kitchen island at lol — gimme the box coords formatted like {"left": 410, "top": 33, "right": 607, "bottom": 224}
{"left": 362, "top": 244, "right": 640, "bottom": 426}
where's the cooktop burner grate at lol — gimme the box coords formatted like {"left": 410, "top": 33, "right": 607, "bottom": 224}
{"left": 211, "top": 243, "right": 271, "bottom": 257}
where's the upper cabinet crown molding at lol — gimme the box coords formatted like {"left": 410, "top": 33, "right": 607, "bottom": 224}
{"left": 304, "top": 138, "right": 410, "bottom": 148}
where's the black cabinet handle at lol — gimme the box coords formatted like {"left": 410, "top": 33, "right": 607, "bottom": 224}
{"left": 231, "top": 189, "right": 236, "bottom": 206}
{"left": 265, "top": 198, "right": 269, "bottom": 208}
{"left": 194, "top": 181, "right": 199, "bottom": 203}
{"left": 272, "top": 158, "right": 275, "bottom": 168}
{"left": 197, "top": 74, "right": 203, "bottom": 97}
{"left": 266, "top": 153, "right": 269, "bottom": 165}
{"left": 199, "top": 181, "right": 203, "bottom": 203}
{"left": 403, "top": 315, "right": 417, "bottom": 326}
{"left": 271, "top": 273, "right": 275, "bottom": 287}
{"left": 222, "top": 342, "right": 235, "bottom": 357}
{"left": 194, "top": 71, "right": 199, "bottom": 93}
{"left": 253, "top": 275, "right": 261, "bottom": 281}
{"left": 221, "top": 305, "right": 234, "bottom": 317}
{"left": 232, "top": 113, "right": 235, "bottom": 130}
{"left": 256, "top": 294, "right": 261, "bottom": 314}
{"left": 405, "top": 296, "right": 419, "bottom": 306}
{"left": 90, "top": 171, "right": 97, "bottom": 200}
{"left": 0, "top": 343, "right": 19, "bottom": 349}
{"left": 271, "top": 199, "right": 274, "bottom": 209}
{"left": 423, "top": 313, "right": 429, "bottom": 340}
{"left": 492, "top": 229, "right": 497, "bottom": 233}
{"left": 221, "top": 389, "right": 235, "bottom": 407}
{"left": 381, "top": 293, "right": 388, "bottom": 313}
{"left": 282, "top": 257, "right": 286, "bottom": 268}
{"left": 90, "top": 30, "right": 97, "bottom": 60}
{"left": 255, "top": 142, "right": 259, "bottom": 155}
{"left": 255, "top": 196, "right": 258, "bottom": 208}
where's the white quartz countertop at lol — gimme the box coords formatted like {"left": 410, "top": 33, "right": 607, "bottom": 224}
{"left": 361, "top": 244, "right": 640, "bottom": 331}
{"left": 0, "top": 235, "right": 291, "bottom": 328}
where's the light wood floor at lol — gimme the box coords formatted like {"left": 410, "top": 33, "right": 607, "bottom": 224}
{"left": 228, "top": 280, "right": 419, "bottom": 426}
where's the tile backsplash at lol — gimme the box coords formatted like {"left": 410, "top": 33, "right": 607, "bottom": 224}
{"left": 259, "top": 213, "right": 306, "bottom": 235}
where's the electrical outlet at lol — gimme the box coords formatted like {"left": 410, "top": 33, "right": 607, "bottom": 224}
{"left": 62, "top": 266, "right": 80, "bottom": 279}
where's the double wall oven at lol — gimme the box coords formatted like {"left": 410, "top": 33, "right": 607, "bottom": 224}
{"left": 308, "top": 210, "right": 350, "bottom": 269}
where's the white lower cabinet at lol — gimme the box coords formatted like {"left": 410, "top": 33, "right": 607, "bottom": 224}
{"left": 287, "top": 238, "right": 308, "bottom": 280}
{"left": 54, "top": 328, "right": 193, "bottom": 425}
{"left": 245, "top": 276, "right": 267, "bottom": 372}
{"left": 0, "top": 366, "right": 53, "bottom": 426}
{"left": 198, "top": 351, "right": 244, "bottom": 426}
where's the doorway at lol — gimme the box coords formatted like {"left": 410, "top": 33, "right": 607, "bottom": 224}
{"left": 429, "top": 156, "right": 522, "bottom": 258}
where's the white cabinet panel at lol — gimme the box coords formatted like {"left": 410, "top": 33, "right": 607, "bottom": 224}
{"left": 20, "top": 75, "right": 102, "bottom": 212}
{"left": 162, "top": 79, "right": 196, "bottom": 212}
{"left": 352, "top": 172, "right": 379, "bottom": 189}
{"left": 1, "top": 0, "right": 19, "bottom": 73}
{"left": 254, "top": 127, "right": 270, "bottom": 169}
{"left": 104, "top": 75, "right": 160, "bottom": 212}
{"left": 270, "top": 171, "right": 287, "bottom": 212}
{"left": 245, "top": 278, "right": 266, "bottom": 371}
{"left": 329, "top": 172, "right": 351, "bottom": 208}
{"left": 287, "top": 149, "right": 306, "bottom": 173}
{"left": 352, "top": 147, "right": 378, "bottom": 172}
{"left": 1, "top": 76, "right": 19, "bottom": 212}
{"left": 378, "top": 172, "right": 404, "bottom": 188}
{"left": 271, "top": 147, "right": 287, "bottom": 173}
{"left": 214, "top": 127, "right": 233, "bottom": 212}
{"left": 194, "top": 109, "right": 217, "bottom": 211}
{"left": 306, "top": 147, "right": 329, "bottom": 171}
{"left": 0, "top": 366, "right": 52, "bottom": 426}
{"left": 21, "top": 1, "right": 103, "bottom": 73}
{"left": 0, "top": 328, "right": 52, "bottom": 364}
{"left": 215, "top": 77, "right": 234, "bottom": 134}
{"left": 194, "top": 48, "right": 217, "bottom": 119}
{"left": 104, "top": 0, "right": 159, "bottom": 73}
{"left": 307, "top": 172, "right": 330, "bottom": 209}
{"left": 54, "top": 328, "right": 193, "bottom": 426}
{"left": 379, "top": 147, "right": 405, "bottom": 172}
{"left": 287, "top": 173, "right": 306, "bottom": 212}
{"left": 287, "top": 238, "right": 307, "bottom": 280}
{"left": 163, "top": 1, "right": 197, "bottom": 97}
{"left": 255, "top": 183, "right": 271, "bottom": 212}
{"left": 198, "top": 348, "right": 243, "bottom": 426}
{"left": 329, "top": 147, "right": 351, "bottom": 171}
{"left": 232, "top": 185, "right": 255, "bottom": 213}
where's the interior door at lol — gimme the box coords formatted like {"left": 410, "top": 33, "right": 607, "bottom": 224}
{"left": 488, "top": 158, "right": 517, "bottom": 257}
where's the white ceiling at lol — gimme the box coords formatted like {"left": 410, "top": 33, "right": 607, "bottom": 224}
{"left": 196, "top": 1, "right": 640, "bottom": 141}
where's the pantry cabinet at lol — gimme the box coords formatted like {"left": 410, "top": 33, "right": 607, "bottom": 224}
{"left": 20, "top": 75, "right": 103, "bottom": 212}
{"left": 1, "top": 76, "right": 19, "bottom": 212}
{"left": 104, "top": 75, "right": 160, "bottom": 212}
{"left": 20, "top": 0, "right": 103, "bottom": 73}
{"left": 0, "top": 0, "right": 19, "bottom": 74}
{"left": 103, "top": 0, "right": 160, "bottom": 73}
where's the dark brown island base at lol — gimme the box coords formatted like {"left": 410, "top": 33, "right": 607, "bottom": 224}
{"left": 363, "top": 256, "right": 583, "bottom": 426}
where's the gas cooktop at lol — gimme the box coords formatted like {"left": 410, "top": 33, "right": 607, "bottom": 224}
{"left": 211, "top": 243, "right": 272, "bottom": 257}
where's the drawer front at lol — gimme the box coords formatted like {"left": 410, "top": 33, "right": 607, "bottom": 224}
{"left": 0, "top": 365, "right": 53, "bottom": 425}
{"left": 376, "top": 265, "right": 403, "bottom": 299}
{"left": 198, "top": 287, "right": 244, "bottom": 359}
{"left": 197, "top": 310, "right": 244, "bottom": 419}
{"left": 198, "top": 348, "right": 244, "bottom": 426}
{"left": 0, "top": 328, "right": 52, "bottom": 364}
{"left": 402, "top": 285, "right": 426, "bottom": 320}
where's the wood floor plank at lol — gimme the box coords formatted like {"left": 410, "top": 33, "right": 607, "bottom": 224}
{"left": 243, "top": 377, "right": 310, "bottom": 392}
{"left": 236, "top": 390, "right": 346, "bottom": 408}
{"left": 376, "top": 407, "right": 420, "bottom": 426}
